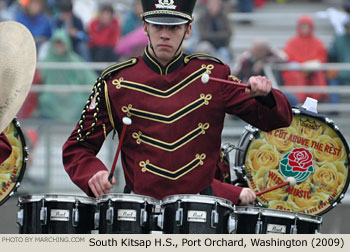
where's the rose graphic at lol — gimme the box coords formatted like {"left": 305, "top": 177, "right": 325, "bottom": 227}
{"left": 280, "top": 147, "right": 314, "bottom": 183}
{"left": 288, "top": 148, "right": 313, "bottom": 172}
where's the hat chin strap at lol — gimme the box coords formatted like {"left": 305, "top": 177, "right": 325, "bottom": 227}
{"left": 146, "top": 27, "right": 159, "bottom": 59}
{"left": 146, "top": 24, "right": 189, "bottom": 64}
{"left": 173, "top": 24, "right": 189, "bottom": 57}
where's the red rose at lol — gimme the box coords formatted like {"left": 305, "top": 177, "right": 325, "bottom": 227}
{"left": 288, "top": 148, "right": 313, "bottom": 172}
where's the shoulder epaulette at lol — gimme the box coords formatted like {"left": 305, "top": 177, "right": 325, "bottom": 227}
{"left": 101, "top": 57, "right": 138, "bottom": 80}
{"left": 184, "top": 53, "right": 224, "bottom": 65}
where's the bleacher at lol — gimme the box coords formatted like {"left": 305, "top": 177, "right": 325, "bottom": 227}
{"left": 230, "top": 0, "right": 340, "bottom": 56}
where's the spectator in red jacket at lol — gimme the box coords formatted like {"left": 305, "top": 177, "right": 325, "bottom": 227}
{"left": 282, "top": 15, "right": 328, "bottom": 104}
{"left": 88, "top": 3, "right": 120, "bottom": 63}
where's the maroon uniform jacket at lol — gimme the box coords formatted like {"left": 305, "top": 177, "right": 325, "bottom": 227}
{"left": 0, "top": 132, "right": 12, "bottom": 164}
{"left": 63, "top": 49, "right": 292, "bottom": 204}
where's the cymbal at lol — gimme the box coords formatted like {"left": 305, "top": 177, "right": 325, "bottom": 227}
{"left": 0, "top": 21, "right": 36, "bottom": 133}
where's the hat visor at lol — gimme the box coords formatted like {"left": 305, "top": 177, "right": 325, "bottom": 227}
{"left": 144, "top": 16, "right": 189, "bottom": 26}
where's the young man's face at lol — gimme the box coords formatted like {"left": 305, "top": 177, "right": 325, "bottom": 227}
{"left": 143, "top": 22, "right": 192, "bottom": 65}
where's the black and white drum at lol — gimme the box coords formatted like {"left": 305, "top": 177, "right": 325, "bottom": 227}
{"left": 161, "top": 194, "right": 233, "bottom": 234}
{"left": 232, "top": 206, "right": 322, "bottom": 234}
{"left": 96, "top": 193, "right": 160, "bottom": 234}
{"left": 17, "top": 194, "right": 96, "bottom": 234}
{"left": 234, "top": 108, "right": 350, "bottom": 216}
{"left": 0, "top": 119, "right": 28, "bottom": 206}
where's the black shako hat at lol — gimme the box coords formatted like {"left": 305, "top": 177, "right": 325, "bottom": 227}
{"left": 141, "top": 0, "right": 197, "bottom": 25}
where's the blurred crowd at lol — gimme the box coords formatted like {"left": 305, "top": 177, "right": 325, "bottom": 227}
{"left": 0, "top": 0, "right": 349, "bottom": 124}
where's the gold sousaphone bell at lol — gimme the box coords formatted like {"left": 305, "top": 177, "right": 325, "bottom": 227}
{"left": 0, "top": 21, "right": 36, "bottom": 133}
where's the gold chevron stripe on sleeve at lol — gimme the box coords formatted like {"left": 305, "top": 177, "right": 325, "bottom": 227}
{"left": 112, "top": 65, "right": 214, "bottom": 98}
{"left": 101, "top": 58, "right": 138, "bottom": 79}
{"left": 139, "top": 154, "right": 206, "bottom": 180}
{"left": 121, "top": 94, "right": 212, "bottom": 124}
{"left": 132, "top": 123, "right": 210, "bottom": 152}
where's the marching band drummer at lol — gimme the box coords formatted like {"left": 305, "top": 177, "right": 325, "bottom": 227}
{"left": 63, "top": 0, "right": 293, "bottom": 206}
{"left": 0, "top": 133, "right": 11, "bottom": 164}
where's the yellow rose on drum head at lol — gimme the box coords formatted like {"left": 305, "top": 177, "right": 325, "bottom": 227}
{"left": 312, "top": 135, "right": 345, "bottom": 163}
{"left": 245, "top": 139, "right": 280, "bottom": 175}
{"left": 312, "top": 162, "right": 345, "bottom": 194}
{"left": 264, "top": 126, "right": 297, "bottom": 154}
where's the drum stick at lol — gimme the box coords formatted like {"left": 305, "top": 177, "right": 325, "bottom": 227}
{"left": 256, "top": 177, "right": 296, "bottom": 197}
{"left": 201, "top": 73, "right": 251, "bottom": 89}
{"left": 108, "top": 117, "right": 132, "bottom": 184}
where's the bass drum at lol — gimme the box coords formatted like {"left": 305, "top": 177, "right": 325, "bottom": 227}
{"left": 0, "top": 118, "right": 28, "bottom": 206}
{"left": 234, "top": 108, "right": 350, "bottom": 215}
{"left": 17, "top": 194, "right": 97, "bottom": 234}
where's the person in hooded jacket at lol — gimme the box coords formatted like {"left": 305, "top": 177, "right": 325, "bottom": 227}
{"left": 282, "top": 15, "right": 328, "bottom": 104}
{"left": 39, "top": 29, "right": 98, "bottom": 123}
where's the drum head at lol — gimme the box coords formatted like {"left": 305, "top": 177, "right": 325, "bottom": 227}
{"left": 162, "top": 194, "right": 233, "bottom": 209}
{"left": 18, "top": 194, "right": 96, "bottom": 205}
{"left": 98, "top": 193, "right": 159, "bottom": 205}
{"left": 243, "top": 108, "right": 350, "bottom": 215}
{"left": 0, "top": 119, "right": 27, "bottom": 205}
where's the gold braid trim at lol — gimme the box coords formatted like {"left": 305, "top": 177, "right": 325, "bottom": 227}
{"left": 184, "top": 53, "right": 224, "bottom": 65}
{"left": 77, "top": 79, "right": 103, "bottom": 142}
{"left": 141, "top": 10, "right": 193, "bottom": 22}
{"left": 76, "top": 58, "right": 137, "bottom": 142}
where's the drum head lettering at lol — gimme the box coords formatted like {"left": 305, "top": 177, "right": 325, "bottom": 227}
{"left": 0, "top": 119, "right": 27, "bottom": 205}
{"left": 243, "top": 109, "right": 350, "bottom": 215}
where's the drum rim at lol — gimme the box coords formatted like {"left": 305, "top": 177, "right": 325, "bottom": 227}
{"left": 296, "top": 212, "right": 323, "bottom": 224}
{"left": 0, "top": 118, "right": 28, "bottom": 206}
{"left": 234, "top": 206, "right": 261, "bottom": 215}
{"left": 234, "top": 206, "right": 295, "bottom": 219}
{"left": 260, "top": 208, "right": 296, "bottom": 219}
{"left": 97, "top": 193, "right": 160, "bottom": 205}
{"left": 238, "top": 107, "right": 350, "bottom": 216}
{"left": 235, "top": 206, "right": 322, "bottom": 223}
{"left": 161, "top": 194, "right": 233, "bottom": 209}
{"left": 18, "top": 193, "right": 96, "bottom": 205}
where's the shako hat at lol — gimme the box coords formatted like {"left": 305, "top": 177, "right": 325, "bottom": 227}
{"left": 141, "top": 0, "right": 197, "bottom": 25}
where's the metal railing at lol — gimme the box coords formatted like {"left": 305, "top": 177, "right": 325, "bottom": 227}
{"left": 264, "top": 63, "right": 350, "bottom": 105}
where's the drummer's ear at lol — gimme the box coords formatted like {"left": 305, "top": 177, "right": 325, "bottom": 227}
{"left": 184, "top": 23, "right": 192, "bottom": 40}
{"left": 143, "top": 21, "right": 148, "bottom": 36}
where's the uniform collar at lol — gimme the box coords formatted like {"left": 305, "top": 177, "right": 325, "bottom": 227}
{"left": 142, "top": 47, "right": 184, "bottom": 75}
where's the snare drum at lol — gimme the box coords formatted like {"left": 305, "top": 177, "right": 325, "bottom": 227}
{"left": 96, "top": 193, "right": 160, "bottom": 234}
{"left": 0, "top": 119, "right": 28, "bottom": 206}
{"left": 235, "top": 108, "right": 350, "bottom": 215}
{"left": 233, "top": 206, "right": 322, "bottom": 234}
{"left": 17, "top": 194, "right": 96, "bottom": 234}
{"left": 161, "top": 194, "right": 233, "bottom": 234}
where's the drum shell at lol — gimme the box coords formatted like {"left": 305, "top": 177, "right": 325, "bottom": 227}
{"left": 162, "top": 195, "right": 233, "bottom": 234}
{"left": 97, "top": 194, "right": 159, "bottom": 234}
{"left": 234, "top": 206, "right": 322, "bottom": 234}
{"left": 17, "top": 196, "right": 96, "bottom": 234}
